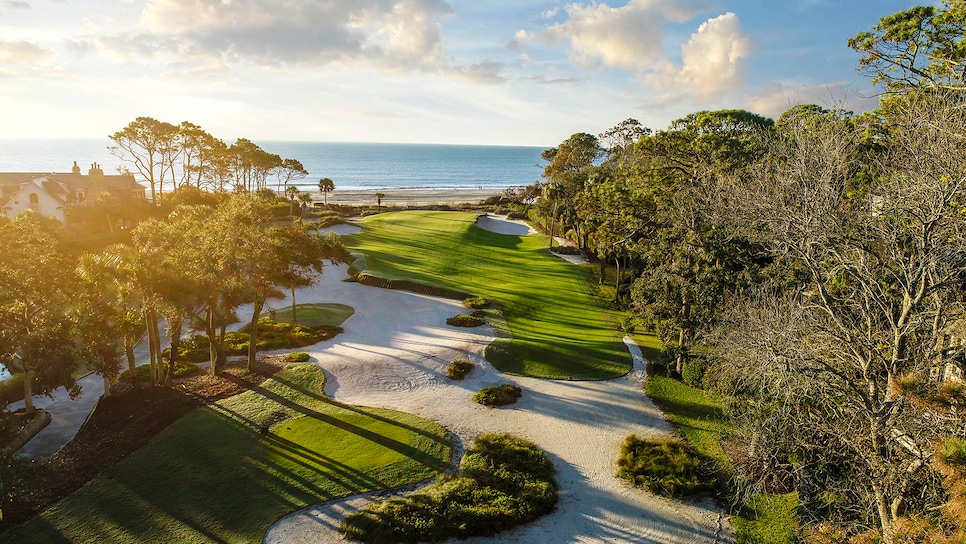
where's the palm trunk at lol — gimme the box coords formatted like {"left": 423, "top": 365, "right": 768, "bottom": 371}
{"left": 165, "top": 317, "right": 183, "bottom": 385}
{"left": 206, "top": 306, "right": 219, "bottom": 376}
{"left": 102, "top": 374, "right": 113, "bottom": 398}
{"left": 23, "top": 369, "right": 35, "bottom": 414}
{"left": 614, "top": 256, "right": 621, "bottom": 302}
{"left": 676, "top": 302, "right": 690, "bottom": 376}
{"left": 248, "top": 297, "right": 265, "bottom": 371}
{"left": 124, "top": 336, "right": 137, "bottom": 387}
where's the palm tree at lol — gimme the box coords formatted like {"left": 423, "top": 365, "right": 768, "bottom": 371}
{"left": 297, "top": 191, "right": 312, "bottom": 223}
{"left": 376, "top": 192, "right": 386, "bottom": 208}
{"left": 285, "top": 185, "right": 299, "bottom": 216}
{"left": 318, "top": 177, "right": 334, "bottom": 206}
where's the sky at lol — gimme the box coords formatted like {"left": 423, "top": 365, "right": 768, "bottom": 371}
{"left": 0, "top": 0, "right": 933, "bottom": 147}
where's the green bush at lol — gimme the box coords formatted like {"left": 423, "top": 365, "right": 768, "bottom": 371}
{"left": 168, "top": 319, "right": 342, "bottom": 362}
{"left": 474, "top": 384, "right": 522, "bottom": 406}
{"left": 0, "top": 374, "right": 25, "bottom": 409}
{"left": 681, "top": 357, "right": 708, "bottom": 388}
{"left": 285, "top": 352, "right": 311, "bottom": 362}
{"left": 446, "top": 315, "right": 484, "bottom": 327}
{"left": 462, "top": 296, "right": 490, "bottom": 309}
{"left": 121, "top": 360, "right": 200, "bottom": 382}
{"left": 616, "top": 435, "right": 711, "bottom": 498}
{"left": 341, "top": 433, "right": 556, "bottom": 543}
{"left": 550, "top": 245, "right": 581, "bottom": 255}
{"left": 446, "top": 359, "right": 475, "bottom": 380}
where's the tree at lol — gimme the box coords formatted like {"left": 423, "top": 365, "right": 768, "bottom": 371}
{"left": 285, "top": 185, "right": 300, "bottom": 216}
{"left": 539, "top": 133, "right": 603, "bottom": 247}
{"left": 628, "top": 110, "right": 772, "bottom": 376}
{"left": 716, "top": 92, "right": 966, "bottom": 542}
{"left": 849, "top": 1, "right": 966, "bottom": 92}
{"left": 318, "top": 177, "right": 335, "bottom": 206}
{"left": 272, "top": 158, "right": 308, "bottom": 194}
{"left": 0, "top": 213, "right": 82, "bottom": 413}
{"left": 109, "top": 117, "right": 182, "bottom": 206}
{"left": 178, "top": 122, "right": 228, "bottom": 190}
{"left": 375, "top": 192, "right": 385, "bottom": 207}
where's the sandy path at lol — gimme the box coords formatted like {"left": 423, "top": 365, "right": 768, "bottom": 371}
{"left": 264, "top": 239, "right": 733, "bottom": 542}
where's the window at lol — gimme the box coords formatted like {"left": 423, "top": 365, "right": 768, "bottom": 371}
{"left": 28, "top": 193, "right": 39, "bottom": 211}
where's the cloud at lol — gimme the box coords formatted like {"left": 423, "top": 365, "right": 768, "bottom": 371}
{"left": 742, "top": 81, "right": 879, "bottom": 119}
{"left": 674, "top": 13, "right": 753, "bottom": 98}
{"left": 0, "top": 40, "right": 54, "bottom": 64}
{"left": 518, "top": 0, "right": 753, "bottom": 99}
{"left": 0, "top": 1, "right": 29, "bottom": 11}
{"left": 133, "top": 0, "right": 455, "bottom": 70}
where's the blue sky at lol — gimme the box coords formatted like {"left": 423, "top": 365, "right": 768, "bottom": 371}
{"left": 0, "top": 0, "right": 929, "bottom": 146}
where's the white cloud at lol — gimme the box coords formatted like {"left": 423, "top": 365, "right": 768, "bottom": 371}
{"left": 674, "top": 13, "right": 753, "bottom": 98}
{"left": 518, "top": 1, "right": 751, "bottom": 99}
{"left": 0, "top": 40, "right": 54, "bottom": 64}
{"left": 742, "top": 81, "right": 879, "bottom": 119}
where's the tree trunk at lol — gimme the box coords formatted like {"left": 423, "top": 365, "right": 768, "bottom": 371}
{"left": 23, "top": 369, "right": 34, "bottom": 414}
{"left": 206, "top": 306, "right": 219, "bottom": 376}
{"left": 145, "top": 309, "right": 158, "bottom": 386}
{"left": 549, "top": 199, "right": 559, "bottom": 249}
{"left": 165, "top": 317, "right": 183, "bottom": 385}
{"left": 614, "top": 256, "right": 621, "bottom": 302}
{"left": 291, "top": 284, "right": 297, "bottom": 323}
{"left": 248, "top": 297, "right": 265, "bottom": 371}
{"left": 599, "top": 258, "right": 606, "bottom": 284}
{"left": 874, "top": 483, "right": 897, "bottom": 544}
{"left": 124, "top": 336, "right": 137, "bottom": 388}
{"left": 150, "top": 312, "right": 162, "bottom": 384}
{"left": 102, "top": 373, "right": 113, "bottom": 398}
{"left": 676, "top": 301, "right": 690, "bottom": 376}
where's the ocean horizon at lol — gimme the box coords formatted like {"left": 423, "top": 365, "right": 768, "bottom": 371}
{"left": 0, "top": 138, "right": 547, "bottom": 193}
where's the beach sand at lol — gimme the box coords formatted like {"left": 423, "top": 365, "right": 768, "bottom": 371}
{"left": 321, "top": 187, "right": 504, "bottom": 207}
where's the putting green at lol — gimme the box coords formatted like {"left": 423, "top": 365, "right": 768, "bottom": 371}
{"left": 346, "top": 211, "right": 630, "bottom": 379}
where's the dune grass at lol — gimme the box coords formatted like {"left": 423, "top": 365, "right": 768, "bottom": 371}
{"left": 0, "top": 364, "right": 450, "bottom": 544}
{"left": 639, "top": 335, "right": 797, "bottom": 544}
{"left": 345, "top": 211, "right": 630, "bottom": 379}
{"left": 269, "top": 303, "right": 355, "bottom": 327}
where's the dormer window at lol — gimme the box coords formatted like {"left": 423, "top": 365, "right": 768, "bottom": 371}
{"left": 28, "top": 193, "right": 39, "bottom": 211}
{"left": 76, "top": 189, "right": 86, "bottom": 203}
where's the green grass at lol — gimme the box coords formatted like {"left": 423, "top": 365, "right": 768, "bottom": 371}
{"left": 269, "top": 303, "right": 355, "bottom": 327}
{"left": 640, "top": 334, "right": 797, "bottom": 543}
{"left": 0, "top": 364, "right": 450, "bottom": 544}
{"left": 341, "top": 433, "right": 557, "bottom": 543}
{"left": 345, "top": 211, "right": 629, "bottom": 379}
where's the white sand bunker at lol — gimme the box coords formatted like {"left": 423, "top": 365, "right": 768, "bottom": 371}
{"left": 475, "top": 213, "right": 536, "bottom": 236}
{"left": 263, "top": 262, "right": 732, "bottom": 543}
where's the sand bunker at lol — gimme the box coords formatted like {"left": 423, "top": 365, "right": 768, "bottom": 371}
{"left": 474, "top": 213, "right": 536, "bottom": 236}
{"left": 263, "top": 263, "right": 732, "bottom": 543}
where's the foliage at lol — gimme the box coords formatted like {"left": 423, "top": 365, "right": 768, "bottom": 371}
{"left": 165, "top": 320, "right": 340, "bottom": 362}
{"left": 446, "top": 359, "right": 475, "bottom": 380}
{"left": 0, "top": 364, "right": 450, "bottom": 544}
{"left": 616, "top": 436, "right": 712, "bottom": 498}
{"left": 446, "top": 314, "right": 485, "bottom": 327}
{"left": 346, "top": 211, "right": 630, "bottom": 379}
{"left": 121, "top": 360, "right": 199, "bottom": 382}
{"left": 474, "top": 384, "right": 522, "bottom": 406}
{"left": 462, "top": 296, "right": 490, "bottom": 309}
{"left": 849, "top": 1, "right": 966, "bottom": 92}
{"left": 0, "top": 375, "right": 24, "bottom": 410}
{"left": 341, "top": 433, "right": 556, "bottom": 543}
{"left": 285, "top": 352, "right": 310, "bottom": 362}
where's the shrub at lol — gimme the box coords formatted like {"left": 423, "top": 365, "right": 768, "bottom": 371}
{"left": 341, "top": 433, "right": 556, "bottom": 543}
{"left": 446, "top": 359, "right": 475, "bottom": 380}
{"left": 121, "top": 360, "right": 200, "bottom": 383}
{"left": 446, "top": 314, "right": 484, "bottom": 327}
{"left": 285, "top": 352, "right": 311, "bottom": 362}
{"left": 462, "top": 296, "right": 490, "bottom": 309}
{"left": 616, "top": 435, "right": 711, "bottom": 498}
{"left": 0, "top": 374, "right": 25, "bottom": 410}
{"left": 550, "top": 245, "right": 581, "bottom": 255}
{"left": 681, "top": 357, "right": 708, "bottom": 388}
{"left": 474, "top": 384, "right": 522, "bottom": 406}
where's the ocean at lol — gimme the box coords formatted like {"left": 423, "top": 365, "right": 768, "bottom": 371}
{"left": 0, "top": 139, "right": 548, "bottom": 193}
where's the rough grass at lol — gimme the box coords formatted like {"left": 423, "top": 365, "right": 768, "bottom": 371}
{"left": 269, "top": 303, "right": 355, "bottom": 327}
{"left": 0, "top": 364, "right": 450, "bottom": 544}
{"left": 641, "top": 334, "right": 797, "bottom": 544}
{"left": 446, "top": 314, "right": 485, "bottom": 327}
{"left": 473, "top": 384, "right": 522, "bottom": 406}
{"left": 345, "top": 211, "right": 629, "bottom": 380}
{"left": 446, "top": 359, "right": 475, "bottom": 380}
{"left": 616, "top": 436, "right": 712, "bottom": 498}
{"left": 341, "top": 433, "right": 557, "bottom": 543}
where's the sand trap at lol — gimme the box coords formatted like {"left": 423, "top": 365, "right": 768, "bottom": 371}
{"left": 475, "top": 213, "right": 536, "bottom": 236}
{"left": 263, "top": 263, "right": 733, "bottom": 543}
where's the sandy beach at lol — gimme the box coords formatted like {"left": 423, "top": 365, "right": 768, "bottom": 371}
{"left": 321, "top": 187, "right": 505, "bottom": 207}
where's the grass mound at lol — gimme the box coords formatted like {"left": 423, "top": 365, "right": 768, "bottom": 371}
{"left": 284, "top": 352, "right": 310, "bottom": 362}
{"left": 269, "top": 303, "right": 355, "bottom": 328}
{"left": 474, "top": 384, "right": 522, "bottom": 406}
{"left": 616, "top": 435, "right": 712, "bottom": 498}
{"left": 446, "top": 359, "right": 475, "bottom": 380}
{"left": 166, "top": 318, "right": 342, "bottom": 362}
{"left": 341, "top": 433, "right": 557, "bottom": 543}
{"left": 446, "top": 314, "right": 485, "bottom": 327}
{"left": 462, "top": 296, "right": 490, "bottom": 309}
{"left": 1, "top": 364, "right": 451, "bottom": 544}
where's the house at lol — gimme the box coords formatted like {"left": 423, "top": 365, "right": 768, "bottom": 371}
{"left": 0, "top": 162, "right": 146, "bottom": 223}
